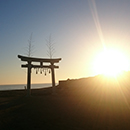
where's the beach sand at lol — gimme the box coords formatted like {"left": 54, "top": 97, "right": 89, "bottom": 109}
{"left": 1, "top": 82, "right": 130, "bottom": 130}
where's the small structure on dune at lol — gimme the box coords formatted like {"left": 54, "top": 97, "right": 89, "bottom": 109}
{"left": 18, "top": 55, "right": 61, "bottom": 96}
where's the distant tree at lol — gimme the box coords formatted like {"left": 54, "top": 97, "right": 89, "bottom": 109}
{"left": 46, "top": 35, "right": 55, "bottom": 59}
{"left": 25, "top": 33, "right": 35, "bottom": 57}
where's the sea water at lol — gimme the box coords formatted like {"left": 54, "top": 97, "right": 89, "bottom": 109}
{"left": 0, "top": 83, "right": 53, "bottom": 91}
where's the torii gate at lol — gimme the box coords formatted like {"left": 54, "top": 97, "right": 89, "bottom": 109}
{"left": 18, "top": 55, "right": 61, "bottom": 96}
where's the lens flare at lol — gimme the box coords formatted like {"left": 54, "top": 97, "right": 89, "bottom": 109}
{"left": 93, "top": 49, "right": 130, "bottom": 77}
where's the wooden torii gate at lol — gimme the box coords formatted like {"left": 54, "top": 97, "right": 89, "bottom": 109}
{"left": 18, "top": 55, "right": 61, "bottom": 96}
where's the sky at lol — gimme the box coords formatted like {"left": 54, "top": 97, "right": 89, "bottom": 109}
{"left": 1, "top": 0, "right": 130, "bottom": 85}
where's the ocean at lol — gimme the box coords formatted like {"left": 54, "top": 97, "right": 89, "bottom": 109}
{"left": 0, "top": 83, "right": 53, "bottom": 91}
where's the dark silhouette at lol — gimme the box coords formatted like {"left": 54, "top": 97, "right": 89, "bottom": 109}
{"left": 1, "top": 73, "right": 130, "bottom": 129}
{"left": 18, "top": 55, "right": 61, "bottom": 96}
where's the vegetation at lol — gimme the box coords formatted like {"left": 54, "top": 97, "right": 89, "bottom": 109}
{"left": 46, "top": 35, "right": 55, "bottom": 59}
{"left": 1, "top": 73, "right": 130, "bottom": 129}
{"left": 25, "top": 33, "right": 35, "bottom": 57}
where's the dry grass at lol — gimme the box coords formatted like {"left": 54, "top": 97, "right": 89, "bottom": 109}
{"left": 1, "top": 77, "right": 130, "bottom": 130}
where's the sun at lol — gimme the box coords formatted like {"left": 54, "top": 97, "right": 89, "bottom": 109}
{"left": 93, "top": 48, "right": 129, "bottom": 77}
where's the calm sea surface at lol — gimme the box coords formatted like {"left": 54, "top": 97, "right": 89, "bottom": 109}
{"left": 0, "top": 83, "right": 53, "bottom": 91}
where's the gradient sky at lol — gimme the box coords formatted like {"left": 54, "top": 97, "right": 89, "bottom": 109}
{"left": 1, "top": 0, "right": 130, "bottom": 85}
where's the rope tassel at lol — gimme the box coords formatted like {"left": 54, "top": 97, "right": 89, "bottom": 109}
{"left": 35, "top": 68, "right": 51, "bottom": 75}
{"left": 45, "top": 71, "right": 46, "bottom": 76}
{"left": 36, "top": 68, "right": 39, "bottom": 74}
{"left": 40, "top": 69, "right": 42, "bottom": 74}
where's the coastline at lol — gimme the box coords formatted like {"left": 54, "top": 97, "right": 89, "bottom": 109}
{"left": 0, "top": 83, "right": 52, "bottom": 91}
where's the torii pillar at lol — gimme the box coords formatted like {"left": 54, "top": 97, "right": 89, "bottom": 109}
{"left": 27, "top": 61, "right": 31, "bottom": 96}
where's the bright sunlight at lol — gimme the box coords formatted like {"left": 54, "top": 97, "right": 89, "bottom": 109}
{"left": 93, "top": 48, "right": 130, "bottom": 77}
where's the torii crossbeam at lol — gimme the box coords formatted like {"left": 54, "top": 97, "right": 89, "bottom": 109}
{"left": 18, "top": 55, "right": 61, "bottom": 96}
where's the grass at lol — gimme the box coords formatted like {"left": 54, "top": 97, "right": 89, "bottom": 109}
{"left": 1, "top": 77, "right": 130, "bottom": 130}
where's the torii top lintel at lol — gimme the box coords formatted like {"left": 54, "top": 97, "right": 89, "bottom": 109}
{"left": 18, "top": 55, "right": 61, "bottom": 63}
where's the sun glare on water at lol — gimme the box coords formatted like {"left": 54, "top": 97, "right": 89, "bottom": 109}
{"left": 93, "top": 49, "right": 129, "bottom": 77}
